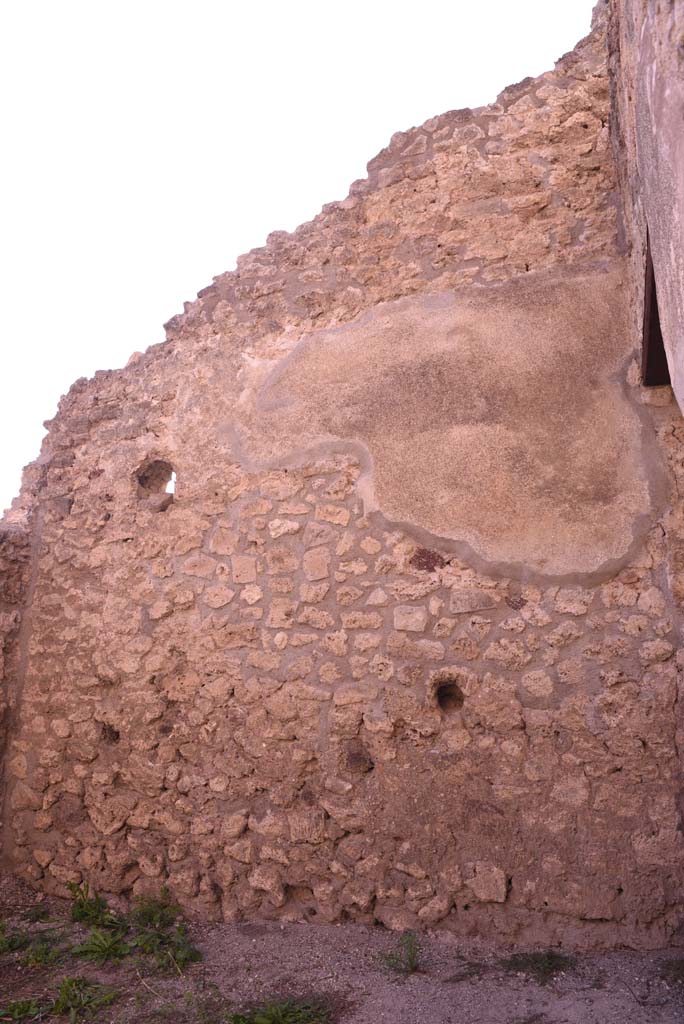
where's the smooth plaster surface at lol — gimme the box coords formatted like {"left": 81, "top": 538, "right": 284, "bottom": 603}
{"left": 232, "top": 267, "right": 660, "bottom": 578}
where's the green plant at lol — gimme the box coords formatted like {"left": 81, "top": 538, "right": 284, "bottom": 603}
{"left": 72, "top": 927, "right": 131, "bottom": 964}
{"left": 22, "top": 930, "right": 67, "bottom": 966}
{"left": 126, "top": 889, "right": 201, "bottom": 973}
{"left": 22, "top": 905, "right": 51, "bottom": 924}
{"left": 0, "top": 923, "right": 31, "bottom": 955}
{"left": 129, "top": 888, "right": 180, "bottom": 931}
{"left": 382, "top": 931, "right": 421, "bottom": 975}
{"left": 229, "top": 1001, "right": 330, "bottom": 1024}
{"left": 0, "top": 1000, "right": 44, "bottom": 1022}
{"left": 132, "top": 922, "right": 201, "bottom": 973}
{"left": 67, "top": 881, "right": 121, "bottom": 929}
{"left": 499, "top": 951, "right": 575, "bottom": 985}
{"left": 52, "top": 977, "right": 118, "bottom": 1021}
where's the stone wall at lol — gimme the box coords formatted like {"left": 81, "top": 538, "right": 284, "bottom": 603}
{"left": 608, "top": 0, "right": 684, "bottom": 406}
{"left": 0, "top": 519, "right": 31, "bottom": 815}
{"left": 2, "top": 4, "right": 684, "bottom": 949}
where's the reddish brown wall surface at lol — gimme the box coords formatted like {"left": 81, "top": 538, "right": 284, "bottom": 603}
{"left": 1, "top": 4, "right": 683, "bottom": 949}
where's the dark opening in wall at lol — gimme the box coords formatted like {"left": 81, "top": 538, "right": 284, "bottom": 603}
{"left": 137, "top": 460, "right": 175, "bottom": 495}
{"left": 100, "top": 723, "right": 120, "bottom": 744}
{"left": 641, "top": 234, "right": 670, "bottom": 387}
{"left": 436, "top": 680, "right": 464, "bottom": 713}
{"left": 136, "top": 460, "right": 176, "bottom": 510}
{"left": 430, "top": 670, "right": 466, "bottom": 714}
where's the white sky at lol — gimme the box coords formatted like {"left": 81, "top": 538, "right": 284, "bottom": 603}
{"left": 0, "top": 0, "right": 596, "bottom": 515}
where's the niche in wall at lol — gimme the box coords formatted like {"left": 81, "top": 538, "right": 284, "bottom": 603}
{"left": 641, "top": 233, "right": 670, "bottom": 387}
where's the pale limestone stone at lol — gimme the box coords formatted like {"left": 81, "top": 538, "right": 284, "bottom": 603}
{"left": 360, "top": 537, "right": 382, "bottom": 554}
{"left": 353, "top": 632, "right": 381, "bottom": 651}
{"left": 618, "top": 613, "right": 648, "bottom": 636}
{"left": 297, "top": 606, "right": 335, "bottom": 630}
{"left": 640, "top": 639, "right": 674, "bottom": 664}
{"left": 315, "top": 504, "right": 350, "bottom": 526}
{"left": 300, "top": 581, "right": 330, "bottom": 603}
{"left": 268, "top": 518, "right": 301, "bottom": 538}
{"left": 341, "top": 611, "right": 382, "bottom": 630}
{"left": 366, "top": 587, "right": 389, "bottom": 606}
{"left": 204, "top": 585, "right": 236, "bottom": 609}
{"left": 11, "top": 782, "right": 42, "bottom": 811}
{"left": 288, "top": 808, "right": 326, "bottom": 844}
{"left": 551, "top": 776, "right": 589, "bottom": 808}
{"left": 449, "top": 588, "right": 498, "bottom": 613}
{"left": 334, "top": 685, "right": 377, "bottom": 705}
{"left": 7, "top": 754, "right": 27, "bottom": 779}
{"left": 266, "top": 543, "right": 299, "bottom": 575}
{"left": 271, "top": 576, "right": 294, "bottom": 594}
{"left": 231, "top": 555, "right": 257, "bottom": 583}
{"left": 387, "top": 634, "right": 445, "bottom": 661}
{"left": 209, "top": 526, "right": 238, "bottom": 555}
{"left": 182, "top": 553, "right": 216, "bottom": 578}
{"left": 466, "top": 862, "right": 507, "bottom": 903}
{"left": 303, "top": 521, "right": 336, "bottom": 548}
{"left": 545, "top": 621, "right": 582, "bottom": 647}
{"left": 484, "top": 639, "right": 531, "bottom": 669}
{"left": 637, "top": 586, "right": 666, "bottom": 617}
{"left": 322, "top": 630, "right": 348, "bottom": 656}
{"left": 500, "top": 616, "right": 526, "bottom": 633}
{"left": 248, "top": 810, "right": 287, "bottom": 838}
{"left": 303, "top": 546, "right": 331, "bottom": 581}
{"left": 335, "top": 531, "right": 355, "bottom": 556}
{"left": 173, "top": 587, "right": 196, "bottom": 607}
{"left": 522, "top": 603, "right": 552, "bottom": 627}
{"left": 290, "top": 632, "right": 315, "bottom": 646}
{"left": 338, "top": 559, "right": 368, "bottom": 576}
{"left": 267, "top": 599, "right": 297, "bottom": 629}
{"left": 244, "top": 498, "right": 273, "bottom": 517}
{"left": 148, "top": 599, "right": 173, "bottom": 621}
{"left": 601, "top": 581, "right": 638, "bottom": 608}
{"left": 241, "top": 584, "right": 263, "bottom": 605}
{"left": 394, "top": 605, "right": 428, "bottom": 632}
{"left": 521, "top": 670, "right": 554, "bottom": 698}
{"left": 369, "top": 654, "right": 394, "bottom": 680}
{"left": 554, "top": 587, "right": 593, "bottom": 615}
{"left": 319, "top": 662, "right": 340, "bottom": 684}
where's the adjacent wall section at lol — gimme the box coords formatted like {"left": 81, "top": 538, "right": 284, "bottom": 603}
{"left": 0, "top": 518, "right": 31, "bottom": 813}
{"left": 608, "top": 0, "right": 684, "bottom": 406}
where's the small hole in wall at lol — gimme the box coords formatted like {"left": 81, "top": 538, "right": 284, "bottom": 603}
{"left": 435, "top": 679, "right": 465, "bottom": 713}
{"left": 101, "top": 723, "right": 120, "bottom": 744}
{"left": 135, "top": 460, "right": 175, "bottom": 503}
{"left": 137, "top": 459, "right": 175, "bottom": 495}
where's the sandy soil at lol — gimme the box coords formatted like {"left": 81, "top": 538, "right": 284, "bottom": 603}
{"left": 1, "top": 872, "right": 683, "bottom": 1023}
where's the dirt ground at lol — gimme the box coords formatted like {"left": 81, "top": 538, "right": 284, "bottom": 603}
{"left": 1, "top": 872, "right": 683, "bottom": 1024}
